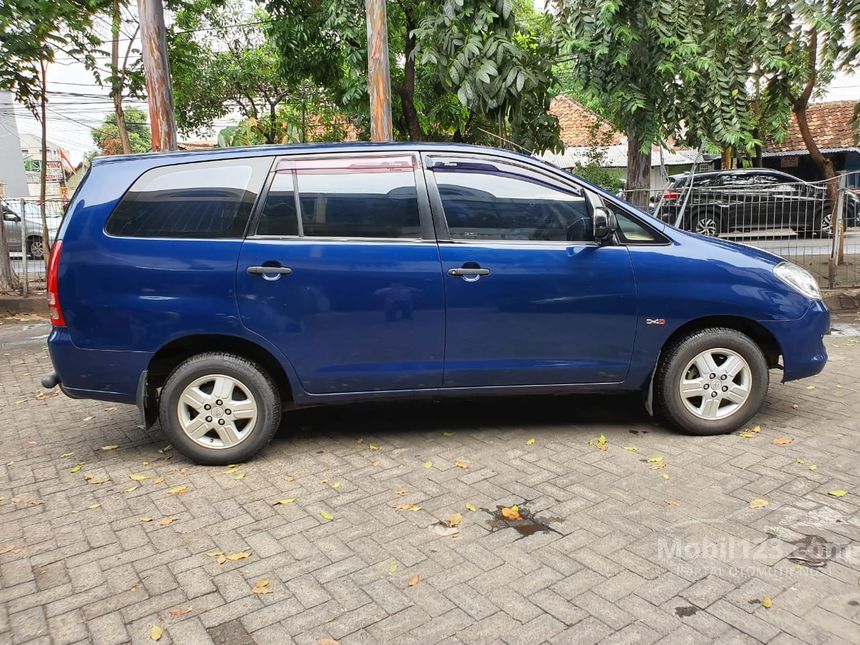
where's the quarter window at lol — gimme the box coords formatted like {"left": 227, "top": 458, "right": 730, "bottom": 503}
{"left": 106, "top": 158, "right": 271, "bottom": 238}
{"left": 256, "top": 156, "right": 422, "bottom": 239}
{"left": 432, "top": 161, "right": 593, "bottom": 242}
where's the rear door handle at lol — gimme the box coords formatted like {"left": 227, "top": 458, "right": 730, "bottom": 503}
{"left": 247, "top": 265, "right": 293, "bottom": 280}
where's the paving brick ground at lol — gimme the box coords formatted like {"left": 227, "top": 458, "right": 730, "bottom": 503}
{"left": 0, "top": 313, "right": 858, "bottom": 645}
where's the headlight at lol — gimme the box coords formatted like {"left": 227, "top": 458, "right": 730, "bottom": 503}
{"left": 774, "top": 262, "right": 821, "bottom": 300}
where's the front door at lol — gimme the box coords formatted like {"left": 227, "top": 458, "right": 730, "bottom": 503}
{"left": 237, "top": 153, "right": 445, "bottom": 394}
{"left": 423, "top": 154, "right": 638, "bottom": 387}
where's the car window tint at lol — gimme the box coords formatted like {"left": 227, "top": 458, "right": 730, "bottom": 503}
{"left": 295, "top": 167, "right": 421, "bottom": 239}
{"left": 433, "top": 162, "right": 593, "bottom": 242}
{"left": 256, "top": 172, "right": 298, "bottom": 236}
{"left": 106, "top": 158, "right": 271, "bottom": 238}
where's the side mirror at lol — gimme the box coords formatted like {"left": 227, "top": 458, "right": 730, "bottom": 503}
{"left": 593, "top": 206, "right": 617, "bottom": 244}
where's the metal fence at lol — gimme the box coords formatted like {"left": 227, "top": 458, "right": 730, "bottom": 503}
{"left": 0, "top": 198, "right": 65, "bottom": 296}
{"left": 622, "top": 171, "right": 860, "bottom": 288}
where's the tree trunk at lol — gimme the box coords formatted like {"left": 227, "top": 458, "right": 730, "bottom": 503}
{"left": 111, "top": 0, "right": 132, "bottom": 154}
{"left": 626, "top": 136, "right": 651, "bottom": 210}
{"left": 0, "top": 205, "right": 21, "bottom": 293}
{"left": 394, "top": 8, "right": 422, "bottom": 141}
{"left": 791, "top": 28, "right": 842, "bottom": 262}
{"left": 365, "top": 0, "right": 393, "bottom": 142}
{"left": 39, "top": 61, "right": 51, "bottom": 270}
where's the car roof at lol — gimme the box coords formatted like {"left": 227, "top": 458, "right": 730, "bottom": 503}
{"left": 669, "top": 168, "right": 798, "bottom": 181}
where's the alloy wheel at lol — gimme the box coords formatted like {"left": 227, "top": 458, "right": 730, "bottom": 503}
{"left": 678, "top": 348, "right": 752, "bottom": 420}
{"left": 694, "top": 215, "right": 718, "bottom": 237}
{"left": 176, "top": 374, "right": 258, "bottom": 449}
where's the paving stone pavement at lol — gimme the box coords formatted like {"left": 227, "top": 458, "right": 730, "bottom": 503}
{"left": 0, "top": 314, "right": 858, "bottom": 645}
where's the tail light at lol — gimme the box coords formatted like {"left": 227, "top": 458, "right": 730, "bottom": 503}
{"left": 47, "top": 240, "right": 65, "bottom": 327}
{"left": 663, "top": 191, "right": 681, "bottom": 201}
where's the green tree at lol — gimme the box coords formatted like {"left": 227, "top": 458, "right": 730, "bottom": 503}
{"left": 92, "top": 106, "right": 151, "bottom": 155}
{"left": 553, "top": 0, "right": 758, "bottom": 208}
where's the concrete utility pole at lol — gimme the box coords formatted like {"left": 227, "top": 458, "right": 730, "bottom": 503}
{"left": 365, "top": 0, "right": 393, "bottom": 142}
{"left": 137, "top": 0, "right": 177, "bottom": 151}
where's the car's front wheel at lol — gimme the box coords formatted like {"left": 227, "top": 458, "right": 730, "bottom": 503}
{"left": 690, "top": 210, "right": 721, "bottom": 237}
{"left": 158, "top": 352, "right": 281, "bottom": 465}
{"left": 654, "top": 328, "right": 768, "bottom": 435}
{"left": 27, "top": 236, "right": 44, "bottom": 259}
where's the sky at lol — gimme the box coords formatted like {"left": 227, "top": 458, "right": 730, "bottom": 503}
{"left": 13, "top": 17, "right": 860, "bottom": 166}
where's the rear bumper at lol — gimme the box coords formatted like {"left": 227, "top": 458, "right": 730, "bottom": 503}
{"left": 760, "top": 300, "right": 830, "bottom": 382}
{"left": 47, "top": 328, "right": 150, "bottom": 404}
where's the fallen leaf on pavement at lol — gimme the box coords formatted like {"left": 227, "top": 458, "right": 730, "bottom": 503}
{"left": 320, "top": 510, "right": 334, "bottom": 521}
{"left": 82, "top": 416, "right": 94, "bottom": 422}
{"left": 168, "top": 486, "right": 188, "bottom": 495}
{"left": 331, "top": 482, "right": 341, "bottom": 489}
{"left": 650, "top": 462, "right": 666, "bottom": 470}
{"left": 0, "top": 546, "right": 24, "bottom": 555}
{"left": 424, "top": 461, "right": 433, "bottom": 469}
{"left": 596, "top": 434, "right": 608, "bottom": 451}
{"left": 234, "top": 473, "right": 245, "bottom": 480}
{"left": 158, "top": 517, "right": 177, "bottom": 527}
{"left": 444, "top": 513, "right": 462, "bottom": 528}
{"left": 829, "top": 490, "right": 848, "bottom": 497}
{"left": 150, "top": 625, "right": 163, "bottom": 641}
{"left": 284, "top": 475, "right": 295, "bottom": 482}
{"left": 395, "top": 489, "right": 407, "bottom": 496}
{"left": 443, "top": 432, "right": 455, "bottom": 437}
{"left": 153, "top": 476, "right": 165, "bottom": 484}
{"left": 501, "top": 505, "right": 522, "bottom": 521}
{"left": 222, "top": 468, "right": 239, "bottom": 475}
{"left": 84, "top": 474, "right": 110, "bottom": 484}
{"left": 665, "top": 499, "right": 679, "bottom": 506}
{"left": 87, "top": 503, "right": 101, "bottom": 510}
{"left": 751, "top": 425, "right": 761, "bottom": 433}
{"left": 647, "top": 456, "right": 664, "bottom": 463}
{"left": 225, "top": 551, "right": 251, "bottom": 562}
{"left": 124, "top": 486, "right": 139, "bottom": 493}
{"left": 129, "top": 473, "right": 148, "bottom": 481}
{"left": 408, "top": 575, "right": 419, "bottom": 587}
{"left": 761, "top": 597, "right": 773, "bottom": 608}
{"left": 749, "top": 499, "right": 769, "bottom": 509}
{"left": 169, "top": 607, "right": 192, "bottom": 618}
{"left": 395, "top": 504, "right": 422, "bottom": 512}
{"left": 100, "top": 445, "right": 119, "bottom": 451}
{"left": 738, "top": 432, "right": 756, "bottom": 439}
{"left": 791, "top": 404, "right": 799, "bottom": 410}
{"left": 465, "top": 502, "right": 477, "bottom": 512}
{"left": 772, "top": 437, "right": 793, "bottom": 445}
{"left": 369, "top": 444, "right": 380, "bottom": 451}
{"left": 252, "top": 579, "right": 272, "bottom": 595}
{"left": 70, "top": 465, "right": 83, "bottom": 473}
{"left": 319, "top": 639, "right": 339, "bottom": 645}
{"left": 796, "top": 458, "right": 805, "bottom": 465}
{"left": 809, "top": 465, "right": 817, "bottom": 472}
{"left": 662, "top": 473, "right": 670, "bottom": 480}
{"left": 388, "top": 561, "right": 398, "bottom": 575}
{"left": 453, "top": 460, "right": 469, "bottom": 469}
{"left": 623, "top": 446, "right": 638, "bottom": 451}
{"left": 805, "top": 385, "right": 816, "bottom": 390}
{"left": 60, "top": 452, "right": 74, "bottom": 458}
{"left": 526, "top": 438, "right": 536, "bottom": 446}
{"left": 273, "top": 498, "right": 295, "bottom": 506}
{"left": 140, "top": 517, "right": 153, "bottom": 522}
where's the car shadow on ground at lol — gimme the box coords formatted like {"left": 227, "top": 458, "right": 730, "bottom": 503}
{"left": 273, "top": 392, "right": 658, "bottom": 446}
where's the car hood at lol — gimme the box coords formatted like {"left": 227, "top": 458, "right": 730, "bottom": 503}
{"left": 671, "top": 227, "right": 786, "bottom": 268}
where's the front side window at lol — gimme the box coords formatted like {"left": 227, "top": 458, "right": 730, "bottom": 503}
{"left": 106, "top": 157, "right": 272, "bottom": 238}
{"left": 431, "top": 160, "right": 593, "bottom": 242}
{"left": 256, "top": 156, "right": 421, "bottom": 239}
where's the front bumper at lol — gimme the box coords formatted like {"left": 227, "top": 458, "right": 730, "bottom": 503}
{"left": 760, "top": 300, "right": 830, "bottom": 382}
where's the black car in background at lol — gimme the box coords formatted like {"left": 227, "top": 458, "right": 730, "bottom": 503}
{"left": 657, "top": 169, "right": 859, "bottom": 237}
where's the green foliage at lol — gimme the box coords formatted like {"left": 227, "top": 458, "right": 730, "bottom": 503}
{"left": 553, "top": 0, "right": 759, "bottom": 153}
{"left": 0, "top": 0, "right": 107, "bottom": 117}
{"left": 91, "top": 107, "right": 151, "bottom": 155}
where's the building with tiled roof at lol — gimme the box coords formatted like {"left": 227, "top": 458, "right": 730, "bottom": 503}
{"left": 539, "top": 95, "right": 711, "bottom": 190}
{"left": 763, "top": 101, "right": 860, "bottom": 184}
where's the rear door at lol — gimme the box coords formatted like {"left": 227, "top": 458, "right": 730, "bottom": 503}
{"left": 423, "top": 153, "right": 638, "bottom": 387}
{"left": 236, "top": 153, "right": 445, "bottom": 394}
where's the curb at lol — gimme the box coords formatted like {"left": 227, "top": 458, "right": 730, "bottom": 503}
{"left": 0, "top": 296, "right": 48, "bottom": 315}
{"left": 821, "top": 288, "right": 860, "bottom": 312}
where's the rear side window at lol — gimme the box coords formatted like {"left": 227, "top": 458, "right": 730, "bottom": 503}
{"left": 256, "top": 155, "right": 422, "bottom": 239}
{"left": 106, "top": 157, "right": 272, "bottom": 238}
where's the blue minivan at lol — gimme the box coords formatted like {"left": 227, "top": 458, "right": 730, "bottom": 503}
{"left": 43, "top": 143, "right": 829, "bottom": 464}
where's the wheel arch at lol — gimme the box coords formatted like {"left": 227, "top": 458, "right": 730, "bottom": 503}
{"left": 662, "top": 316, "right": 782, "bottom": 370}
{"left": 643, "top": 315, "right": 782, "bottom": 415}
{"left": 146, "top": 334, "right": 295, "bottom": 403}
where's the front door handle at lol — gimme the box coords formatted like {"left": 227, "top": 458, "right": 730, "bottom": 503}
{"left": 247, "top": 265, "right": 293, "bottom": 281}
{"left": 448, "top": 267, "right": 490, "bottom": 282}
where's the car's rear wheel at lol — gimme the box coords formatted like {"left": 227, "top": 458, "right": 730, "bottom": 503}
{"left": 654, "top": 328, "right": 768, "bottom": 435}
{"left": 158, "top": 352, "right": 281, "bottom": 465}
{"left": 816, "top": 212, "right": 833, "bottom": 238}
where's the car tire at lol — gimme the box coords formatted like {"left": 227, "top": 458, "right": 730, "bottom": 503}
{"left": 815, "top": 211, "right": 833, "bottom": 238}
{"left": 158, "top": 352, "right": 281, "bottom": 465}
{"left": 689, "top": 210, "right": 721, "bottom": 237}
{"left": 27, "top": 237, "right": 44, "bottom": 260}
{"left": 654, "top": 328, "right": 768, "bottom": 436}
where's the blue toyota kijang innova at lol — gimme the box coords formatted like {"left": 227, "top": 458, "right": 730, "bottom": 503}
{"left": 42, "top": 143, "right": 830, "bottom": 465}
